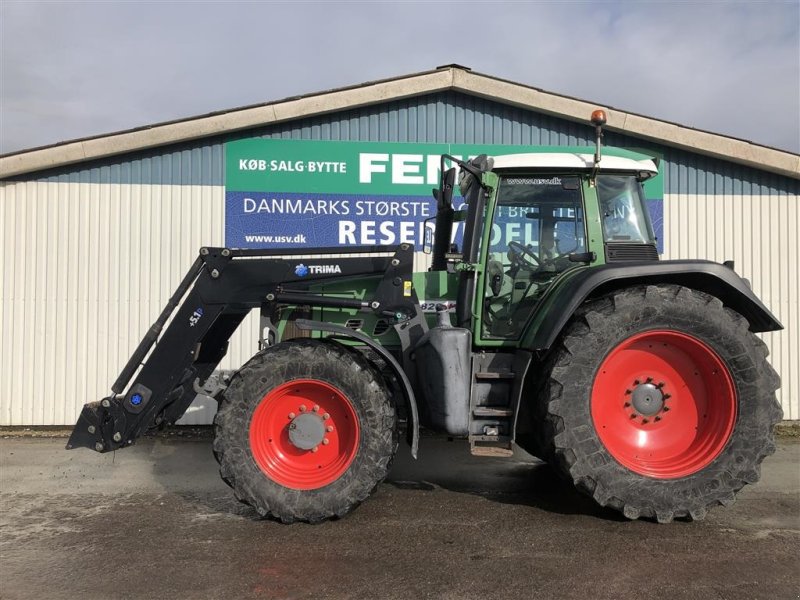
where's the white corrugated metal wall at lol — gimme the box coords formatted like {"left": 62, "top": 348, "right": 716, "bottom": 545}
{"left": 663, "top": 191, "right": 798, "bottom": 420}
{"left": 1, "top": 178, "right": 797, "bottom": 425}
{"left": 1, "top": 181, "right": 231, "bottom": 424}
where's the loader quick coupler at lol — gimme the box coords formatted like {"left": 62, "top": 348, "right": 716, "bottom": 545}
{"left": 66, "top": 395, "right": 129, "bottom": 452}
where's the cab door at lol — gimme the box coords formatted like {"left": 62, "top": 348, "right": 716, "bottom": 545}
{"left": 478, "top": 174, "right": 588, "bottom": 342}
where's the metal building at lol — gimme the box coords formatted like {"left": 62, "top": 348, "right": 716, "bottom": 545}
{"left": 1, "top": 65, "right": 798, "bottom": 425}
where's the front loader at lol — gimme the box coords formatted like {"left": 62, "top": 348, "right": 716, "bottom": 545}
{"left": 68, "top": 111, "right": 783, "bottom": 523}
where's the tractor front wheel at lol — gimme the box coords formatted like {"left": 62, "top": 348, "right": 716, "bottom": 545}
{"left": 213, "top": 339, "right": 397, "bottom": 523}
{"left": 539, "top": 285, "right": 782, "bottom": 522}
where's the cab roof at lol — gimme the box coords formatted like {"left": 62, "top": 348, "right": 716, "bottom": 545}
{"left": 490, "top": 153, "right": 658, "bottom": 174}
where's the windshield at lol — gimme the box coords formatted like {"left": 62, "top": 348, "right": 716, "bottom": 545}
{"left": 483, "top": 175, "right": 586, "bottom": 339}
{"left": 597, "top": 175, "right": 656, "bottom": 244}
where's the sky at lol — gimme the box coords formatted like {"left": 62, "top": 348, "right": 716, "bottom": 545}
{"left": 1, "top": 1, "right": 799, "bottom": 155}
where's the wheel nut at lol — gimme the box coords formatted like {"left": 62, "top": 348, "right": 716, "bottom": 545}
{"left": 299, "top": 405, "right": 307, "bottom": 412}
{"left": 655, "top": 416, "right": 662, "bottom": 422}
{"left": 322, "top": 413, "right": 330, "bottom": 420}
{"left": 624, "top": 402, "right": 631, "bottom": 408}
{"left": 288, "top": 412, "right": 296, "bottom": 419}
{"left": 313, "top": 405, "right": 320, "bottom": 412}
{"left": 625, "top": 389, "right": 632, "bottom": 395}
{"left": 112, "top": 432, "right": 122, "bottom": 442}
{"left": 641, "top": 419, "right": 649, "bottom": 424}
{"left": 322, "top": 439, "right": 330, "bottom": 445}
{"left": 311, "top": 446, "right": 319, "bottom": 453}
{"left": 630, "top": 414, "right": 637, "bottom": 419}
{"left": 326, "top": 425, "right": 334, "bottom": 432}
{"left": 663, "top": 406, "right": 670, "bottom": 412}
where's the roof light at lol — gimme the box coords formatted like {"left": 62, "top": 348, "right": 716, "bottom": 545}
{"left": 590, "top": 109, "right": 607, "bottom": 183}
{"left": 591, "top": 109, "right": 607, "bottom": 126}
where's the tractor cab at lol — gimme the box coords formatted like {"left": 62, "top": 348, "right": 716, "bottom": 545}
{"left": 430, "top": 150, "right": 659, "bottom": 344}
{"left": 480, "top": 154, "right": 659, "bottom": 341}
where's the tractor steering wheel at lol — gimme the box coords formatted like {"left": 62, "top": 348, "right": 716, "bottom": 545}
{"left": 507, "top": 241, "right": 541, "bottom": 269}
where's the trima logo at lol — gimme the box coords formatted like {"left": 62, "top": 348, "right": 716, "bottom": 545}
{"left": 294, "top": 264, "right": 343, "bottom": 277}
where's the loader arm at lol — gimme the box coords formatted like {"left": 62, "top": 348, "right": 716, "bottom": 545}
{"left": 67, "top": 244, "right": 423, "bottom": 453}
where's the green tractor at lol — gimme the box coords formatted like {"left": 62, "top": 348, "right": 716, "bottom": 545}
{"left": 68, "top": 111, "right": 782, "bottom": 523}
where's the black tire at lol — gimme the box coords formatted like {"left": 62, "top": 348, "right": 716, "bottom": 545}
{"left": 213, "top": 339, "right": 397, "bottom": 523}
{"left": 537, "top": 284, "right": 782, "bottom": 523}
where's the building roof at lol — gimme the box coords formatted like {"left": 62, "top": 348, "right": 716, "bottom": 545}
{"left": 1, "top": 65, "right": 798, "bottom": 180}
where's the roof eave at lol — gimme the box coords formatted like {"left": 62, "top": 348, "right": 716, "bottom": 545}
{"left": 1, "top": 66, "right": 798, "bottom": 180}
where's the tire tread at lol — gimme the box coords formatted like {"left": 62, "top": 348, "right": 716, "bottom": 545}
{"left": 213, "top": 339, "right": 397, "bottom": 523}
{"left": 537, "top": 284, "right": 782, "bottom": 522}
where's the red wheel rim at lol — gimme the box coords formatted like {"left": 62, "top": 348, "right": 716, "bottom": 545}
{"left": 249, "top": 379, "right": 360, "bottom": 490}
{"left": 591, "top": 330, "right": 736, "bottom": 479}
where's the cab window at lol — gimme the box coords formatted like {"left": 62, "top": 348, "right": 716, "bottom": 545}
{"left": 597, "top": 175, "right": 656, "bottom": 244}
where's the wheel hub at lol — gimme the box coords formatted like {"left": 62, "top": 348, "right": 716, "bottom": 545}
{"left": 288, "top": 413, "right": 326, "bottom": 450}
{"left": 631, "top": 382, "right": 664, "bottom": 416}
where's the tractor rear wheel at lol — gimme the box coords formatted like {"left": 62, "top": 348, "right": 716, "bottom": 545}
{"left": 538, "top": 284, "right": 782, "bottom": 522}
{"left": 213, "top": 339, "right": 397, "bottom": 523}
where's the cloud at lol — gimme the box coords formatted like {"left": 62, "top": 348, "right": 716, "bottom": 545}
{"left": 1, "top": 1, "right": 798, "bottom": 154}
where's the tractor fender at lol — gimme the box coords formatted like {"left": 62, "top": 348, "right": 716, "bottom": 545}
{"left": 526, "top": 260, "right": 783, "bottom": 352}
{"left": 294, "top": 319, "right": 419, "bottom": 459}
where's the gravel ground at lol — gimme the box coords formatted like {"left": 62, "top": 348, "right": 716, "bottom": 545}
{"left": 1, "top": 433, "right": 798, "bottom": 600}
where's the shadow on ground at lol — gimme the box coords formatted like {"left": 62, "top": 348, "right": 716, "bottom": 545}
{"left": 145, "top": 433, "right": 625, "bottom": 522}
{"left": 385, "top": 437, "right": 626, "bottom": 521}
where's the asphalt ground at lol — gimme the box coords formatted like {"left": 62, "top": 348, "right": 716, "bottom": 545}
{"left": 1, "top": 432, "right": 798, "bottom": 600}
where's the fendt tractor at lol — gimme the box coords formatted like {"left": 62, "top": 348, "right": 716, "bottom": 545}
{"left": 68, "top": 111, "right": 783, "bottom": 523}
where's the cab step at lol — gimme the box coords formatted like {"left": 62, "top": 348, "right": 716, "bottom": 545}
{"left": 472, "top": 407, "right": 514, "bottom": 417}
{"left": 474, "top": 371, "right": 515, "bottom": 380}
{"left": 469, "top": 435, "right": 514, "bottom": 457}
{"left": 470, "top": 354, "right": 518, "bottom": 456}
